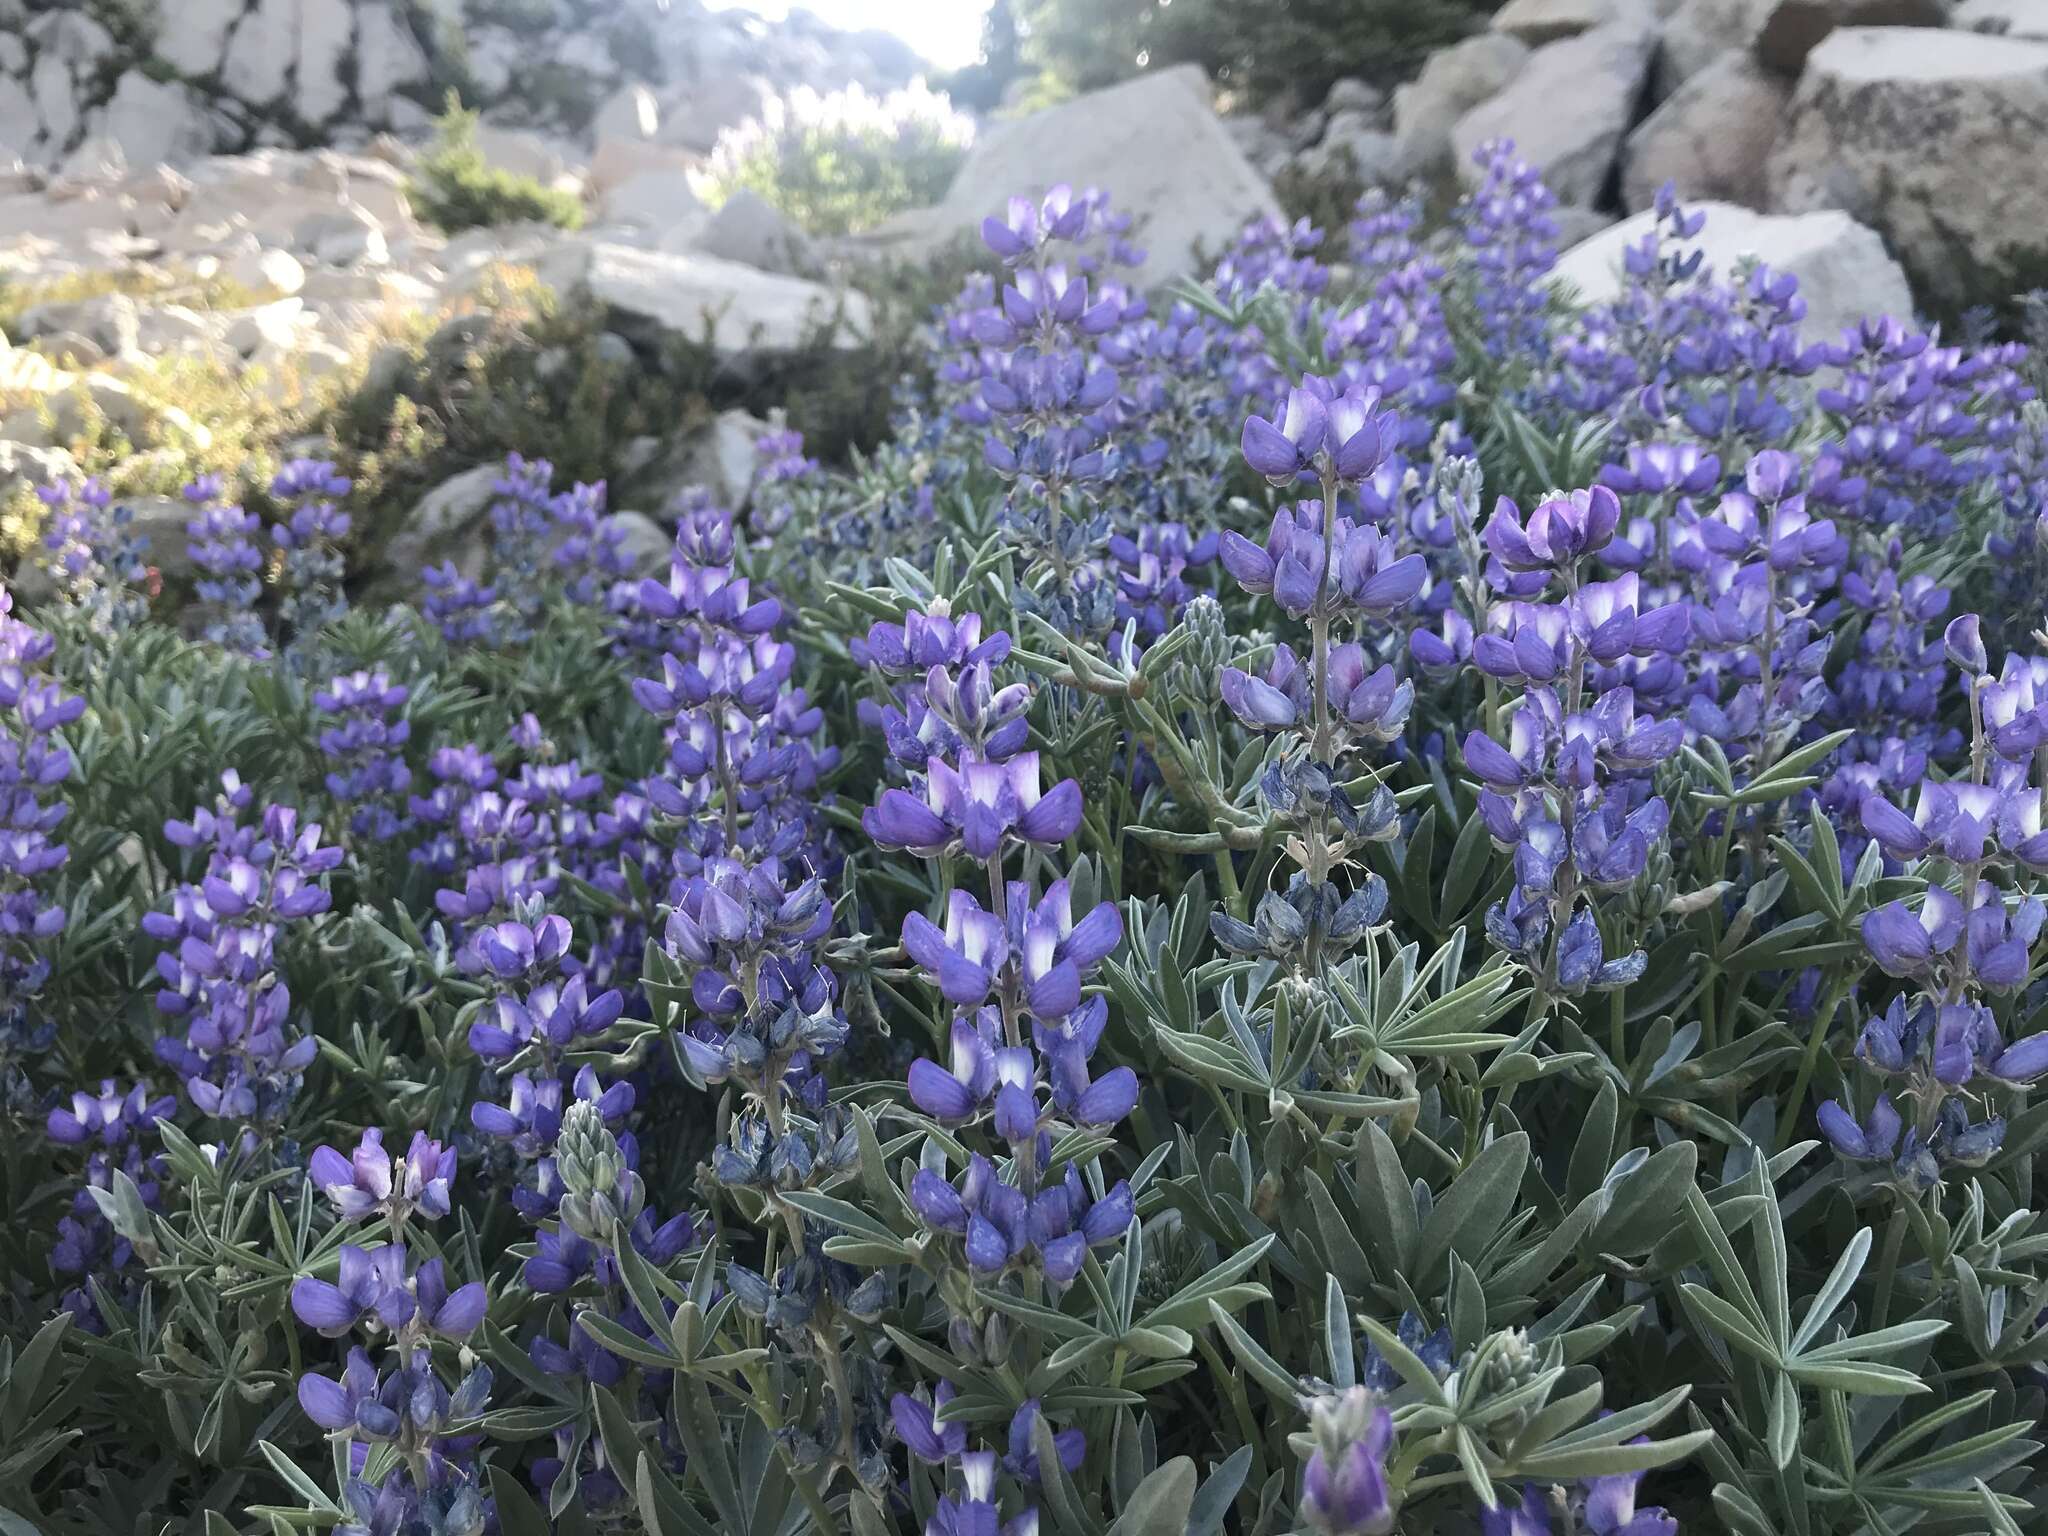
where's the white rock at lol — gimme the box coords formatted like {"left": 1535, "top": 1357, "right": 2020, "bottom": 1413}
{"left": 1768, "top": 26, "right": 2048, "bottom": 309}
{"left": 102, "top": 72, "right": 222, "bottom": 167}
{"left": 132, "top": 304, "right": 221, "bottom": 357}
{"left": 298, "top": 0, "right": 356, "bottom": 124}
{"left": 224, "top": 300, "right": 306, "bottom": 356}
{"left": 355, "top": 2, "right": 431, "bottom": 106}
{"left": 602, "top": 166, "right": 703, "bottom": 234}
{"left": 0, "top": 35, "right": 27, "bottom": 76}
{"left": 1452, "top": 22, "right": 1659, "bottom": 205}
{"left": 473, "top": 126, "right": 574, "bottom": 185}
{"left": 1622, "top": 54, "right": 1791, "bottom": 210}
{"left": 150, "top": 0, "right": 240, "bottom": 76}
{"left": 580, "top": 243, "right": 871, "bottom": 357}
{"left": 17, "top": 292, "right": 139, "bottom": 356}
{"left": 1554, "top": 201, "right": 1910, "bottom": 345}
{"left": 588, "top": 137, "right": 695, "bottom": 197}
{"left": 654, "top": 73, "right": 770, "bottom": 153}
{"left": 29, "top": 51, "right": 77, "bottom": 151}
{"left": 1493, "top": 0, "right": 1655, "bottom": 43}
{"left": 221, "top": 0, "right": 296, "bottom": 106}
{"left": 1753, "top": 0, "right": 1949, "bottom": 74}
{"left": 693, "top": 189, "right": 815, "bottom": 275}
{"left": 1956, "top": 0, "right": 2048, "bottom": 37}
{"left": 27, "top": 12, "right": 114, "bottom": 70}
{"left": 295, "top": 204, "right": 389, "bottom": 268}
{"left": 902, "top": 65, "right": 1280, "bottom": 288}
{"left": 594, "top": 84, "right": 661, "bottom": 144}
{"left": 224, "top": 245, "right": 306, "bottom": 297}
{"left": 1393, "top": 34, "right": 1531, "bottom": 172}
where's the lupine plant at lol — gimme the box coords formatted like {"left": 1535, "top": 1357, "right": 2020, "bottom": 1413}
{"left": 9, "top": 147, "right": 2048, "bottom": 1536}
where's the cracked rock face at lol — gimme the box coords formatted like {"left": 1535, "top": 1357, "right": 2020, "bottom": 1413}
{"left": 1766, "top": 25, "right": 2048, "bottom": 309}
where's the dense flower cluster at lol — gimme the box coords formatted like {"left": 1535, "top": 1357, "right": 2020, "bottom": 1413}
{"left": 22, "top": 138, "right": 2048, "bottom": 1536}
{"left": 144, "top": 772, "right": 340, "bottom": 1125}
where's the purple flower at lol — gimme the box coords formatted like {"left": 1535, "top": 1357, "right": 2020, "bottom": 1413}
{"left": 1301, "top": 1388, "right": 1395, "bottom": 1536}
{"left": 1818, "top": 1094, "right": 1902, "bottom": 1161}
{"left": 1483, "top": 487, "right": 1622, "bottom": 573}
{"left": 891, "top": 1382, "right": 968, "bottom": 1462}
{"left": 904, "top": 892, "right": 1011, "bottom": 1005}
{"left": 1241, "top": 387, "right": 1327, "bottom": 484}
{"left": 290, "top": 1244, "right": 414, "bottom": 1337}
{"left": 308, "top": 1128, "right": 456, "bottom": 1224}
{"left": 1004, "top": 1399, "right": 1084, "bottom": 1485}
{"left": 1859, "top": 887, "right": 1964, "bottom": 977}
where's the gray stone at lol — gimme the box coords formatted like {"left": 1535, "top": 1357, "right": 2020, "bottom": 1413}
{"left": 131, "top": 304, "right": 219, "bottom": 357}
{"left": 221, "top": 0, "right": 296, "bottom": 106}
{"left": 900, "top": 66, "right": 1280, "bottom": 288}
{"left": 1754, "top": 0, "right": 1950, "bottom": 74}
{"left": 1956, "top": 0, "right": 2048, "bottom": 36}
{"left": 1494, "top": 0, "right": 1657, "bottom": 43}
{"left": 1660, "top": 0, "right": 1775, "bottom": 84}
{"left": 0, "top": 373, "right": 210, "bottom": 454}
{"left": 26, "top": 12, "right": 114, "bottom": 70}
{"left": 654, "top": 73, "right": 770, "bottom": 154}
{"left": 1452, "top": 22, "right": 1659, "bottom": 205}
{"left": 580, "top": 243, "right": 873, "bottom": 357}
{"left": 16, "top": 292, "right": 139, "bottom": 357}
{"left": 1555, "top": 200, "right": 1911, "bottom": 344}
{"left": 0, "top": 76, "right": 36, "bottom": 157}
{"left": 26, "top": 331, "right": 105, "bottom": 367}
{"left": 0, "top": 34, "right": 28, "bottom": 75}
{"left": 1767, "top": 26, "right": 2048, "bottom": 309}
{"left": 466, "top": 26, "right": 521, "bottom": 97}
{"left": 606, "top": 510, "right": 672, "bottom": 574}
{"left": 694, "top": 189, "right": 816, "bottom": 276}
{"left": 1295, "top": 125, "right": 1410, "bottom": 188}
{"left": 0, "top": 440, "right": 77, "bottom": 512}
{"left": 391, "top": 463, "right": 502, "bottom": 568}
{"left": 1323, "top": 78, "right": 1385, "bottom": 116}
{"left": 1623, "top": 54, "right": 1791, "bottom": 210}
{"left": 473, "top": 126, "right": 574, "bottom": 185}
{"left": 355, "top": 2, "right": 431, "bottom": 106}
{"left": 102, "top": 72, "right": 222, "bottom": 167}
{"left": 152, "top": 0, "right": 240, "bottom": 77}
{"left": 1393, "top": 33, "right": 1532, "bottom": 172}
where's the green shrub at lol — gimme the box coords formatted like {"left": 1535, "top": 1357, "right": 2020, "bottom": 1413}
{"left": 407, "top": 96, "right": 585, "bottom": 235}
{"left": 696, "top": 82, "right": 973, "bottom": 237}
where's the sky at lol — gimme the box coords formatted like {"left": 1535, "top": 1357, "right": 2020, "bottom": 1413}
{"left": 705, "top": 0, "right": 993, "bottom": 73}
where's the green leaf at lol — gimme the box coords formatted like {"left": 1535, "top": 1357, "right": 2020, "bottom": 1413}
{"left": 1113, "top": 1457, "right": 1197, "bottom": 1536}
{"left": 1790, "top": 1227, "right": 1869, "bottom": 1355}
{"left": 490, "top": 1464, "right": 554, "bottom": 1536}
{"left": 1414, "top": 1133, "right": 1528, "bottom": 1289}
{"left": 1207, "top": 1302, "right": 1300, "bottom": 1403}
